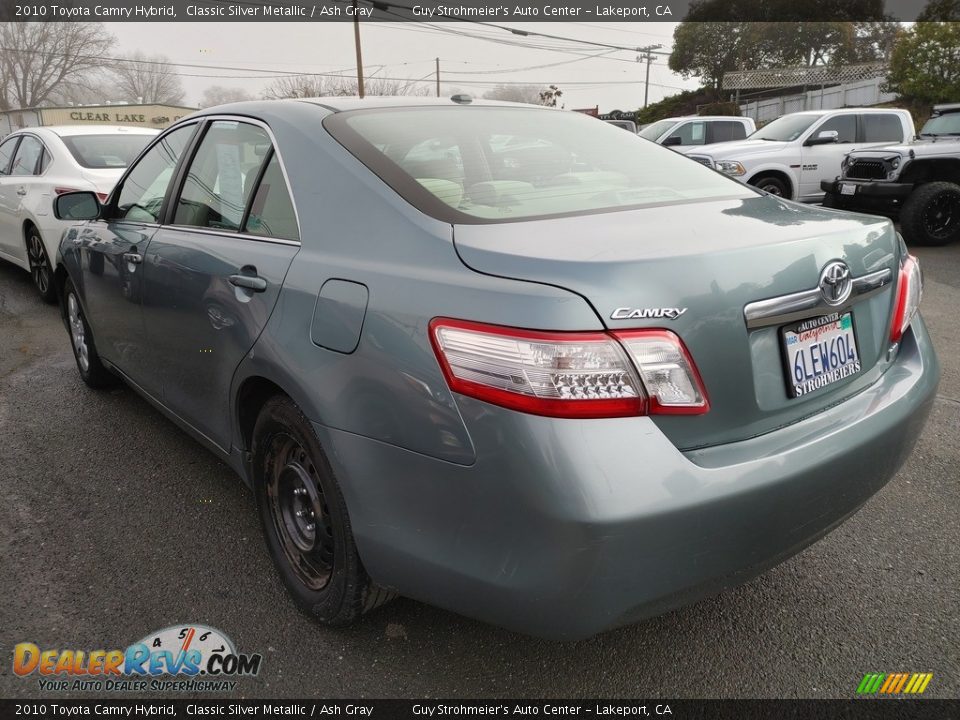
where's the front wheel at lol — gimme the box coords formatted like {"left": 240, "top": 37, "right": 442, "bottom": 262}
{"left": 253, "top": 396, "right": 394, "bottom": 625}
{"left": 26, "top": 228, "right": 56, "bottom": 303}
{"left": 63, "top": 278, "right": 116, "bottom": 388}
{"left": 749, "top": 174, "right": 789, "bottom": 198}
{"left": 900, "top": 181, "right": 960, "bottom": 246}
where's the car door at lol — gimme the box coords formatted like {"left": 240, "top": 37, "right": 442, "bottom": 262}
{"left": 73, "top": 123, "right": 197, "bottom": 397}
{"left": 0, "top": 134, "right": 26, "bottom": 263}
{"left": 799, "top": 113, "right": 858, "bottom": 200}
{"left": 141, "top": 118, "right": 300, "bottom": 451}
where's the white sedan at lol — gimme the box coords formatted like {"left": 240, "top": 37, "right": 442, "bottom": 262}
{"left": 0, "top": 125, "right": 159, "bottom": 301}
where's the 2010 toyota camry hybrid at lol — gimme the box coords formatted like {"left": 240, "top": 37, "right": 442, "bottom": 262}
{"left": 52, "top": 97, "right": 939, "bottom": 640}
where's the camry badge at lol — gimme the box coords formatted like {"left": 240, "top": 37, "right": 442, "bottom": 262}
{"left": 610, "top": 307, "right": 688, "bottom": 320}
{"left": 819, "top": 261, "right": 853, "bottom": 306}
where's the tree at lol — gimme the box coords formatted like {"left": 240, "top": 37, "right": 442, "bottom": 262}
{"left": 262, "top": 74, "right": 429, "bottom": 100}
{"left": 200, "top": 85, "right": 253, "bottom": 108}
{"left": 110, "top": 52, "right": 185, "bottom": 105}
{"left": 0, "top": 22, "right": 115, "bottom": 109}
{"left": 885, "top": 22, "right": 960, "bottom": 104}
{"left": 538, "top": 85, "right": 563, "bottom": 108}
{"left": 482, "top": 84, "right": 543, "bottom": 104}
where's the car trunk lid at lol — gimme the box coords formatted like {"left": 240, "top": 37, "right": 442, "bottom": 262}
{"left": 453, "top": 195, "right": 901, "bottom": 450}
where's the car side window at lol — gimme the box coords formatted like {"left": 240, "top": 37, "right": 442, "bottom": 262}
{"left": 815, "top": 114, "right": 857, "bottom": 143}
{"left": 173, "top": 121, "right": 271, "bottom": 231}
{"left": 0, "top": 136, "right": 20, "bottom": 175}
{"left": 243, "top": 152, "right": 299, "bottom": 242}
{"left": 862, "top": 114, "right": 904, "bottom": 143}
{"left": 670, "top": 121, "right": 706, "bottom": 146}
{"left": 9, "top": 136, "right": 43, "bottom": 175}
{"left": 37, "top": 147, "right": 50, "bottom": 174}
{"left": 115, "top": 124, "right": 195, "bottom": 223}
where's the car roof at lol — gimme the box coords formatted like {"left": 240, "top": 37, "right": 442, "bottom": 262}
{"left": 295, "top": 96, "right": 553, "bottom": 112}
{"left": 932, "top": 103, "right": 960, "bottom": 113}
{"left": 39, "top": 125, "right": 161, "bottom": 137}
{"left": 788, "top": 108, "right": 907, "bottom": 116}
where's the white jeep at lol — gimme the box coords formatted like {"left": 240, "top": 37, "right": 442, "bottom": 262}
{"left": 682, "top": 108, "right": 915, "bottom": 202}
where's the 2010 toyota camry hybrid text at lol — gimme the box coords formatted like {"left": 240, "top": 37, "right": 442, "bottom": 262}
{"left": 52, "top": 97, "right": 939, "bottom": 640}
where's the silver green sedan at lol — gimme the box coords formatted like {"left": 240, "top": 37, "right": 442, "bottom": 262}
{"left": 53, "top": 97, "right": 938, "bottom": 639}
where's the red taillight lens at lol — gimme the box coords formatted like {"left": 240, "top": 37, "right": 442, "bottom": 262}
{"left": 890, "top": 255, "right": 922, "bottom": 343}
{"left": 96, "top": 192, "right": 109, "bottom": 203}
{"left": 429, "top": 319, "right": 709, "bottom": 418}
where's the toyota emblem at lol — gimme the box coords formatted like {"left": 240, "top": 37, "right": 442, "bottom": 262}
{"left": 819, "top": 261, "right": 853, "bottom": 306}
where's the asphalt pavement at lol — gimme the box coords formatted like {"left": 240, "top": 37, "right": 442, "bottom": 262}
{"left": 0, "top": 246, "right": 957, "bottom": 699}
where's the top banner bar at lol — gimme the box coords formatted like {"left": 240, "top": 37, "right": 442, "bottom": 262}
{"left": 0, "top": 0, "right": 947, "bottom": 22}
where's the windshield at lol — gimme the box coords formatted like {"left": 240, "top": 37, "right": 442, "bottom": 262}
{"left": 750, "top": 114, "right": 819, "bottom": 142}
{"left": 325, "top": 107, "right": 754, "bottom": 224}
{"left": 61, "top": 134, "right": 154, "bottom": 169}
{"left": 920, "top": 112, "right": 960, "bottom": 136}
{"left": 638, "top": 119, "right": 678, "bottom": 141}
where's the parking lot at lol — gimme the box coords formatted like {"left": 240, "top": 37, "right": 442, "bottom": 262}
{"left": 0, "top": 244, "right": 957, "bottom": 699}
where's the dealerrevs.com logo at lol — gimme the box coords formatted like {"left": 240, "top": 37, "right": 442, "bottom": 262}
{"left": 13, "top": 624, "right": 262, "bottom": 693}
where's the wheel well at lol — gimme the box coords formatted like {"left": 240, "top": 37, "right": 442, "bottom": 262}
{"left": 748, "top": 171, "right": 793, "bottom": 198}
{"left": 237, "top": 377, "right": 290, "bottom": 452}
{"left": 54, "top": 264, "right": 70, "bottom": 316}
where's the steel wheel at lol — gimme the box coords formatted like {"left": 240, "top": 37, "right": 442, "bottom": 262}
{"left": 67, "top": 292, "right": 91, "bottom": 373}
{"left": 265, "top": 432, "right": 335, "bottom": 591}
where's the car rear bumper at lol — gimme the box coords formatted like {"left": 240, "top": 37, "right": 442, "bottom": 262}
{"left": 314, "top": 317, "right": 939, "bottom": 639}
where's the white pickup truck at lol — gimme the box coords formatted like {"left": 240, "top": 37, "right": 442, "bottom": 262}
{"left": 682, "top": 108, "right": 915, "bottom": 202}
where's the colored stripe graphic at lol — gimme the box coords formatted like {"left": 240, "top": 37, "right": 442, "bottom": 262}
{"left": 857, "top": 672, "right": 932, "bottom": 694}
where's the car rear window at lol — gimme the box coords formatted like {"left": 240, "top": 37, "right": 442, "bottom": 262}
{"left": 60, "top": 134, "right": 154, "bottom": 169}
{"left": 324, "top": 107, "right": 755, "bottom": 224}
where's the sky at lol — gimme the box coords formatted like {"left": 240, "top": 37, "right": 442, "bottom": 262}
{"left": 112, "top": 21, "right": 700, "bottom": 111}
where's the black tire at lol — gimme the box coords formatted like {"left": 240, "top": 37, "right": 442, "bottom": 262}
{"left": 63, "top": 278, "right": 117, "bottom": 389}
{"left": 750, "top": 174, "right": 789, "bottom": 198}
{"left": 900, "top": 181, "right": 960, "bottom": 246}
{"left": 252, "top": 395, "right": 394, "bottom": 625}
{"left": 26, "top": 226, "right": 56, "bottom": 304}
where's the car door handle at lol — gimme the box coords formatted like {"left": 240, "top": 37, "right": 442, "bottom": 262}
{"left": 123, "top": 252, "right": 143, "bottom": 264}
{"left": 16, "top": 187, "right": 26, "bottom": 196}
{"left": 229, "top": 274, "right": 267, "bottom": 292}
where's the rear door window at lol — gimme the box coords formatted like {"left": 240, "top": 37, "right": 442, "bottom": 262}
{"left": 10, "top": 136, "right": 43, "bottom": 175}
{"left": 862, "top": 114, "right": 905, "bottom": 143}
{"left": 174, "top": 121, "right": 272, "bottom": 231}
{"left": 243, "top": 153, "right": 299, "bottom": 242}
{"left": 709, "top": 121, "right": 748, "bottom": 143}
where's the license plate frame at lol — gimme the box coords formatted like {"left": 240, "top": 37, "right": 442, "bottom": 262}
{"left": 781, "top": 311, "right": 862, "bottom": 399}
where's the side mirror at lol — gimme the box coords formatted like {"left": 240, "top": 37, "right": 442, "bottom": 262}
{"left": 805, "top": 130, "right": 840, "bottom": 146}
{"left": 54, "top": 191, "right": 100, "bottom": 221}
{"left": 662, "top": 136, "right": 683, "bottom": 147}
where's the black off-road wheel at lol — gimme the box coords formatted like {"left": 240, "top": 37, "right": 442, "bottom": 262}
{"left": 900, "top": 181, "right": 960, "bottom": 246}
{"left": 252, "top": 395, "right": 394, "bottom": 625}
{"left": 750, "top": 174, "right": 789, "bottom": 198}
{"left": 26, "top": 226, "right": 56, "bottom": 304}
{"left": 63, "top": 277, "right": 117, "bottom": 389}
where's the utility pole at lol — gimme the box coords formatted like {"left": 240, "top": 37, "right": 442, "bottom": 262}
{"left": 436, "top": 57, "right": 440, "bottom": 98}
{"left": 637, "top": 44, "right": 663, "bottom": 108}
{"left": 352, "top": 0, "right": 365, "bottom": 98}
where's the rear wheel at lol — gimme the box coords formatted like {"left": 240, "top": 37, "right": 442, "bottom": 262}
{"left": 750, "top": 174, "right": 789, "bottom": 198}
{"left": 26, "top": 227, "right": 56, "bottom": 304}
{"left": 252, "top": 395, "right": 394, "bottom": 625}
{"left": 900, "top": 181, "right": 960, "bottom": 246}
{"left": 64, "top": 278, "right": 116, "bottom": 389}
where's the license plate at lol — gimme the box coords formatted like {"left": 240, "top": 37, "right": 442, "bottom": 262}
{"left": 840, "top": 183, "right": 857, "bottom": 196}
{"left": 782, "top": 312, "right": 861, "bottom": 398}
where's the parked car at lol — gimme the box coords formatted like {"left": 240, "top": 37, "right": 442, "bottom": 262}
{"left": 53, "top": 97, "right": 938, "bottom": 640}
{"left": 683, "top": 108, "right": 914, "bottom": 201}
{"left": 0, "top": 125, "right": 158, "bottom": 302}
{"left": 604, "top": 119, "right": 638, "bottom": 133}
{"left": 821, "top": 103, "right": 960, "bottom": 246}
{"left": 638, "top": 115, "right": 756, "bottom": 147}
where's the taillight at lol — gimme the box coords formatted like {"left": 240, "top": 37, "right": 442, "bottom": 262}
{"left": 890, "top": 255, "right": 922, "bottom": 343}
{"left": 429, "top": 319, "right": 709, "bottom": 418}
